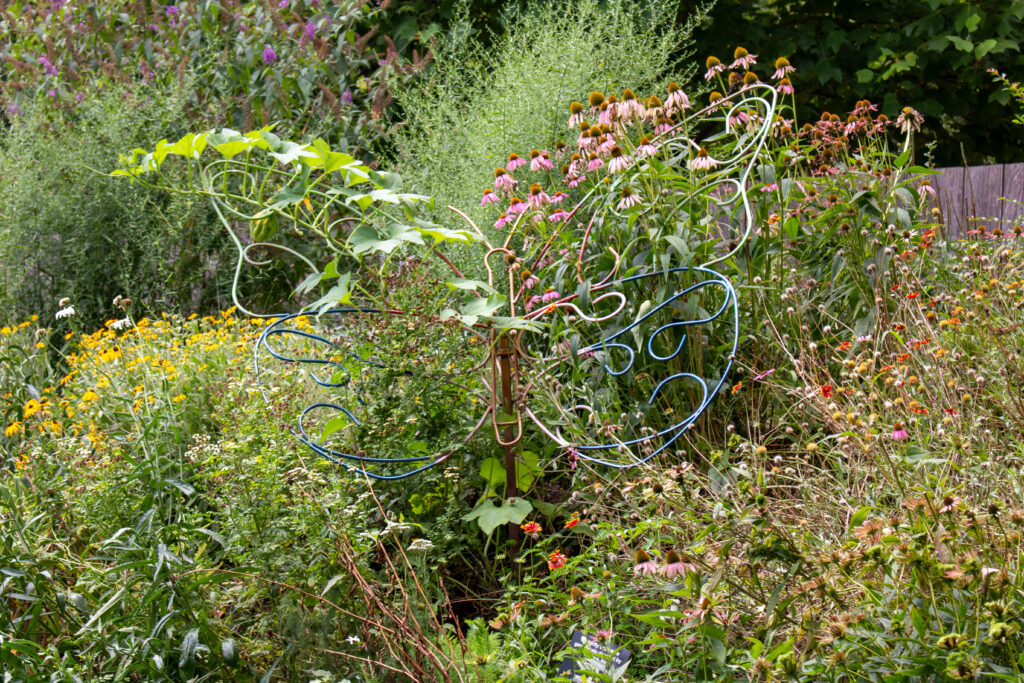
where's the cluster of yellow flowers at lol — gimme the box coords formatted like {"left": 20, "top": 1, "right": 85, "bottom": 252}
{"left": 1, "top": 308, "right": 286, "bottom": 465}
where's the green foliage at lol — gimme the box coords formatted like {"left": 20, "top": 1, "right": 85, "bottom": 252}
{"left": 0, "top": 81, "right": 245, "bottom": 331}
{"left": 690, "top": 0, "right": 1024, "bottom": 164}
{"left": 389, "top": 0, "right": 708, "bottom": 244}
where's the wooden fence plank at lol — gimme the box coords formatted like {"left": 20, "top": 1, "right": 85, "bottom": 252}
{"left": 931, "top": 166, "right": 965, "bottom": 238}
{"left": 1002, "top": 163, "right": 1024, "bottom": 228}
{"left": 963, "top": 163, "right": 1004, "bottom": 232}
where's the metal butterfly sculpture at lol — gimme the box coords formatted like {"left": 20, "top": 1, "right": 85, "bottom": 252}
{"left": 245, "top": 84, "right": 778, "bottom": 484}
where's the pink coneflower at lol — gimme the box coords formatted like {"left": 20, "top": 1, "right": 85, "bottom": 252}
{"left": 553, "top": 140, "right": 568, "bottom": 159}
{"left": 918, "top": 179, "right": 936, "bottom": 201}
{"left": 897, "top": 106, "right": 924, "bottom": 134}
{"left": 689, "top": 147, "right": 718, "bottom": 172}
{"left": 617, "top": 89, "right": 645, "bottom": 120}
{"left": 530, "top": 150, "right": 554, "bottom": 171}
{"left": 777, "top": 78, "right": 794, "bottom": 95}
{"left": 704, "top": 55, "right": 725, "bottom": 81}
{"left": 525, "top": 295, "right": 542, "bottom": 311}
{"left": 481, "top": 188, "right": 499, "bottom": 206}
{"left": 522, "top": 274, "right": 539, "bottom": 289}
{"left": 636, "top": 136, "right": 658, "bottom": 157}
{"left": 655, "top": 117, "right": 675, "bottom": 135}
{"left": 587, "top": 152, "right": 604, "bottom": 172}
{"left": 665, "top": 82, "right": 690, "bottom": 113}
{"left": 607, "top": 146, "right": 633, "bottom": 173}
{"left": 616, "top": 187, "right": 641, "bottom": 210}
{"left": 577, "top": 128, "right": 593, "bottom": 151}
{"left": 548, "top": 209, "right": 570, "bottom": 223}
{"left": 494, "top": 168, "right": 518, "bottom": 194}
{"left": 566, "top": 174, "right": 586, "bottom": 188}
{"left": 549, "top": 191, "right": 568, "bottom": 205}
{"left": 772, "top": 56, "right": 795, "bottom": 80}
{"left": 633, "top": 549, "right": 658, "bottom": 576}
{"left": 891, "top": 422, "right": 908, "bottom": 440}
{"left": 507, "top": 197, "right": 526, "bottom": 214}
{"left": 494, "top": 213, "right": 510, "bottom": 229}
{"left": 568, "top": 101, "right": 585, "bottom": 128}
{"left": 598, "top": 100, "right": 614, "bottom": 126}
{"left": 660, "top": 550, "right": 696, "bottom": 578}
{"left": 645, "top": 95, "right": 665, "bottom": 122}
{"left": 506, "top": 152, "right": 526, "bottom": 172}
{"left": 528, "top": 183, "right": 551, "bottom": 208}
{"left": 729, "top": 46, "right": 757, "bottom": 70}
{"left": 541, "top": 288, "right": 560, "bottom": 303}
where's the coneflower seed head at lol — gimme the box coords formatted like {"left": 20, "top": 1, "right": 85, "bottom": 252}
{"left": 634, "top": 549, "right": 651, "bottom": 564}
{"left": 588, "top": 91, "right": 605, "bottom": 107}
{"left": 569, "top": 101, "right": 584, "bottom": 115}
{"left": 734, "top": 46, "right": 748, "bottom": 59}
{"left": 774, "top": 56, "right": 790, "bottom": 69}
{"left": 706, "top": 56, "right": 720, "bottom": 69}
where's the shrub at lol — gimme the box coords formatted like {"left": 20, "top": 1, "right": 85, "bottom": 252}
{"left": 0, "top": 80, "right": 244, "bottom": 330}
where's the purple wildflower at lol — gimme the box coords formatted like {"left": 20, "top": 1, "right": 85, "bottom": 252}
{"left": 262, "top": 45, "right": 278, "bottom": 65}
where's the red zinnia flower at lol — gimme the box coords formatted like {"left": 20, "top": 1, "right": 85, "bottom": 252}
{"left": 548, "top": 550, "right": 567, "bottom": 571}
{"left": 564, "top": 517, "right": 580, "bottom": 529}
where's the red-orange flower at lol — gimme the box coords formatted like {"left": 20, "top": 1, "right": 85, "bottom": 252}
{"left": 820, "top": 384, "right": 833, "bottom": 398}
{"left": 521, "top": 521, "right": 542, "bottom": 534}
{"left": 564, "top": 517, "right": 580, "bottom": 529}
{"left": 548, "top": 550, "right": 568, "bottom": 571}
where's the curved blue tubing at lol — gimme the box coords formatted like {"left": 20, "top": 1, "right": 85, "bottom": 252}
{"left": 252, "top": 267, "right": 737, "bottom": 477}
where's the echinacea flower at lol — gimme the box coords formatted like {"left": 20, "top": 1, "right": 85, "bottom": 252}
{"left": 506, "top": 153, "right": 526, "bottom": 172}
{"left": 528, "top": 183, "right": 551, "bottom": 208}
{"left": 660, "top": 550, "right": 696, "bottom": 578}
{"left": 666, "top": 82, "right": 690, "bottom": 112}
{"left": 616, "top": 187, "right": 641, "bottom": 210}
{"left": 568, "top": 101, "right": 585, "bottom": 128}
{"left": 541, "top": 289, "right": 560, "bottom": 303}
{"left": 481, "top": 188, "right": 499, "bottom": 206}
{"left": 655, "top": 117, "right": 675, "bottom": 135}
{"left": 522, "top": 274, "right": 539, "bottom": 289}
{"left": 704, "top": 55, "right": 725, "bottom": 81}
{"left": 634, "top": 549, "right": 658, "bottom": 576}
{"left": 530, "top": 150, "right": 554, "bottom": 171}
{"left": 526, "top": 295, "right": 542, "bottom": 311}
{"left": 494, "top": 213, "right": 510, "bottom": 229}
{"left": 891, "top": 422, "right": 908, "bottom": 440}
{"left": 494, "top": 168, "right": 518, "bottom": 194}
{"left": 587, "top": 152, "right": 604, "bottom": 172}
{"left": 897, "top": 106, "right": 924, "bottom": 134}
{"left": 617, "top": 89, "right": 645, "bottom": 120}
{"left": 598, "top": 101, "right": 614, "bottom": 126}
{"left": 548, "top": 550, "right": 568, "bottom": 571}
{"left": 729, "top": 46, "right": 757, "bottom": 70}
{"left": 549, "top": 191, "right": 568, "bottom": 205}
{"left": 636, "top": 136, "right": 658, "bottom": 157}
{"left": 607, "top": 146, "right": 633, "bottom": 173}
{"left": 55, "top": 305, "right": 75, "bottom": 319}
{"left": 507, "top": 197, "right": 526, "bottom": 214}
{"left": 777, "top": 78, "right": 794, "bottom": 95}
{"left": 597, "top": 134, "right": 616, "bottom": 156}
{"left": 566, "top": 173, "right": 586, "bottom": 188}
{"left": 548, "top": 209, "right": 570, "bottom": 223}
{"left": 588, "top": 90, "right": 605, "bottom": 111}
{"left": 689, "top": 147, "right": 718, "bottom": 172}
{"left": 772, "top": 56, "right": 795, "bottom": 80}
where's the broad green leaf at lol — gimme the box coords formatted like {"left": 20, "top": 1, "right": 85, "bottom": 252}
{"left": 447, "top": 279, "right": 495, "bottom": 294}
{"left": 413, "top": 224, "right": 474, "bottom": 244}
{"left": 478, "top": 457, "right": 506, "bottom": 489}
{"left": 269, "top": 140, "right": 317, "bottom": 166}
{"left": 462, "top": 293, "right": 506, "bottom": 317}
{"left": 462, "top": 497, "right": 533, "bottom": 535}
{"left": 349, "top": 223, "right": 424, "bottom": 255}
{"left": 320, "top": 415, "right": 352, "bottom": 442}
